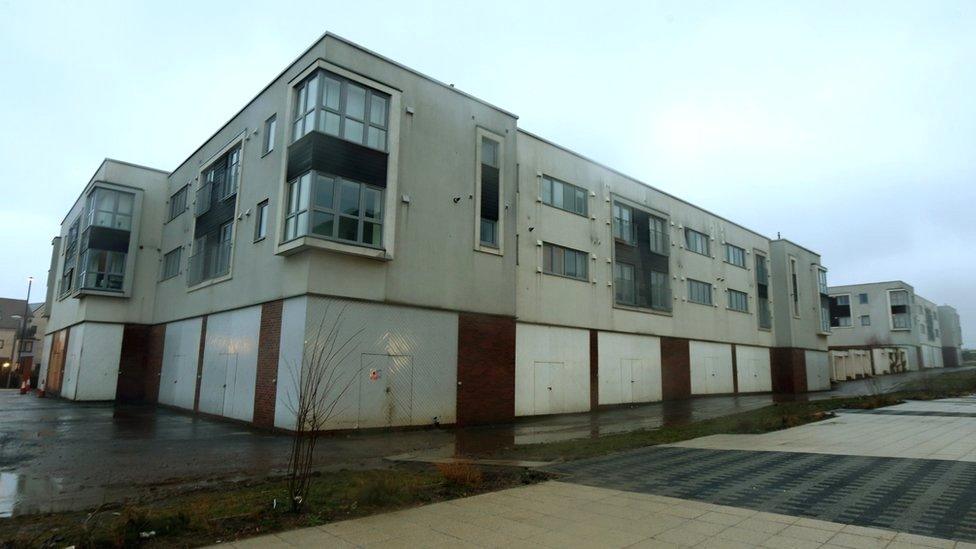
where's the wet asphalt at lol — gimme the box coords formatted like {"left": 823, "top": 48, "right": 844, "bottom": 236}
{"left": 0, "top": 366, "right": 971, "bottom": 517}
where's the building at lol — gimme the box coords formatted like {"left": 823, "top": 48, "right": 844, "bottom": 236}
{"left": 42, "top": 32, "right": 830, "bottom": 431}
{"left": 826, "top": 281, "right": 961, "bottom": 379}
{"left": 0, "top": 298, "right": 45, "bottom": 387}
{"left": 938, "top": 305, "right": 964, "bottom": 368}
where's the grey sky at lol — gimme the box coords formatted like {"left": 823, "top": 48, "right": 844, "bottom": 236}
{"left": 1, "top": 1, "right": 973, "bottom": 343}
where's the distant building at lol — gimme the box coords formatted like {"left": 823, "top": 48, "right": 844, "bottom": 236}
{"left": 938, "top": 305, "right": 964, "bottom": 367}
{"left": 43, "top": 32, "right": 831, "bottom": 430}
{"left": 0, "top": 298, "right": 45, "bottom": 387}
{"left": 826, "top": 281, "right": 962, "bottom": 379}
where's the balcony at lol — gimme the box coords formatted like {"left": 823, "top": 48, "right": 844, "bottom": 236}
{"left": 195, "top": 182, "right": 212, "bottom": 216}
{"left": 187, "top": 240, "right": 231, "bottom": 286}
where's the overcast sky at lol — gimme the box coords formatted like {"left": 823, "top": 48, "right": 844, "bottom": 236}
{"left": 1, "top": 1, "right": 973, "bottom": 344}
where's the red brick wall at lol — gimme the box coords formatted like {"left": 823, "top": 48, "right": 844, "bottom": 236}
{"left": 456, "top": 313, "right": 515, "bottom": 426}
{"left": 193, "top": 316, "right": 208, "bottom": 412}
{"left": 770, "top": 347, "right": 808, "bottom": 394}
{"left": 144, "top": 324, "right": 165, "bottom": 403}
{"left": 661, "top": 336, "right": 691, "bottom": 400}
{"left": 589, "top": 330, "right": 599, "bottom": 410}
{"left": 253, "top": 300, "right": 283, "bottom": 429}
{"left": 116, "top": 325, "right": 149, "bottom": 402}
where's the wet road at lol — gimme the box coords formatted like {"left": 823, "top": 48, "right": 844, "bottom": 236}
{"left": 0, "top": 365, "right": 971, "bottom": 517}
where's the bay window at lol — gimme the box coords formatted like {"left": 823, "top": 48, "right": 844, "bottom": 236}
{"left": 292, "top": 70, "right": 390, "bottom": 152}
{"left": 284, "top": 170, "right": 383, "bottom": 247}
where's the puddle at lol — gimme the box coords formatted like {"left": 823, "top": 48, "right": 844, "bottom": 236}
{"left": 0, "top": 472, "right": 111, "bottom": 518}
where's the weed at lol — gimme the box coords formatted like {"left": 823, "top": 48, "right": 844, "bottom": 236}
{"left": 435, "top": 462, "right": 483, "bottom": 489}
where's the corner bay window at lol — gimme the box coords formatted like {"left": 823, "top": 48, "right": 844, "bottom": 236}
{"left": 292, "top": 70, "right": 390, "bottom": 151}
{"left": 284, "top": 171, "right": 383, "bottom": 247}
{"left": 80, "top": 249, "right": 125, "bottom": 291}
{"left": 87, "top": 188, "right": 133, "bottom": 231}
{"left": 890, "top": 290, "right": 911, "bottom": 329}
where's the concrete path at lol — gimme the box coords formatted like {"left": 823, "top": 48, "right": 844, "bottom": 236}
{"left": 216, "top": 481, "right": 973, "bottom": 548}
{"left": 670, "top": 397, "right": 976, "bottom": 461}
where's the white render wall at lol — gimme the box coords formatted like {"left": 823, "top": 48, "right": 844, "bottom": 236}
{"left": 735, "top": 345, "right": 772, "bottom": 393}
{"left": 158, "top": 318, "right": 203, "bottom": 410}
{"left": 515, "top": 324, "right": 590, "bottom": 416}
{"left": 197, "top": 306, "right": 261, "bottom": 422}
{"left": 597, "top": 332, "right": 662, "bottom": 405}
{"left": 274, "top": 296, "right": 458, "bottom": 431}
{"left": 689, "top": 341, "right": 734, "bottom": 395}
{"left": 59, "top": 323, "right": 124, "bottom": 401}
{"left": 805, "top": 350, "right": 830, "bottom": 391}
{"left": 921, "top": 344, "right": 944, "bottom": 369}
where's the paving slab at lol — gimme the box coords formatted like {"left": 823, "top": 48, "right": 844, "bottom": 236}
{"left": 212, "top": 481, "right": 965, "bottom": 548}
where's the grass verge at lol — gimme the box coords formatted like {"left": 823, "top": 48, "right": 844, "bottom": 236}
{"left": 3, "top": 368, "right": 973, "bottom": 547}
{"left": 487, "top": 368, "right": 976, "bottom": 462}
{"left": 0, "top": 465, "right": 547, "bottom": 548}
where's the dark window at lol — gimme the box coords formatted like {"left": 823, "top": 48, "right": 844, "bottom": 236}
{"left": 858, "top": 292, "right": 868, "bottom": 304}
{"left": 685, "top": 228, "right": 709, "bottom": 256}
{"left": 614, "top": 262, "right": 636, "bottom": 305}
{"left": 541, "top": 176, "right": 587, "bottom": 216}
{"left": 649, "top": 215, "right": 669, "bottom": 255}
{"left": 688, "top": 279, "right": 712, "bottom": 305}
{"left": 725, "top": 243, "right": 746, "bottom": 267}
{"left": 479, "top": 136, "right": 500, "bottom": 247}
{"left": 755, "top": 253, "right": 771, "bottom": 329}
{"left": 168, "top": 186, "right": 188, "bottom": 221}
{"left": 727, "top": 289, "right": 749, "bottom": 312}
{"left": 650, "top": 270, "right": 670, "bottom": 310}
{"left": 161, "top": 247, "right": 181, "bottom": 280}
{"left": 829, "top": 294, "right": 852, "bottom": 327}
{"left": 255, "top": 200, "right": 269, "bottom": 240}
{"left": 263, "top": 115, "right": 277, "bottom": 154}
{"left": 542, "top": 243, "right": 588, "bottom": 281}
{"left": 613, "top": 203, "right": 635, "bottom": 244}
{"left": 284, "top": 171, "right": 382, "bottom": 247}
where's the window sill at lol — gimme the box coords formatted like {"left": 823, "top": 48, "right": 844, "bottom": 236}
{"left": 540, "top": 202, "right": 589, "bottom": 219}
{"left": 612, "top": 302, "right": 673, "bottom": 317}
{"left": 276, "top": 235, "right": 392, "bottom": 261}
{"left": 687, "top": 300, "right": 715, "bottom": 308}
{"left": 187, "top": 272, "right": 233, "bottom": 293}
{"left": 723, "top": 260, "right": 748, "bottom": 270}
{"left": 476, "top": 244, "right": 503, "bottom": 257}
{"left": 77, "top": 288, "right": 128, "bottom": 299}
{"left": 726, "top": 308, "right": 751, "bottom": 314}
{"left": 253, "top": 236, "right": 267, "bottom": 244}
{"left": 541, "top": 271, "right": 589, "bottom": 284}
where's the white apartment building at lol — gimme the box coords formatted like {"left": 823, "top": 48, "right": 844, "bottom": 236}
{"left": 42, "top": 33, "right": 831, "bottom": 431}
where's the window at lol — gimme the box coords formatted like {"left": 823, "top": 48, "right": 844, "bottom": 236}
{"left": 755, "top": 253, "right": 771, "bottom": 329}
{"left": 263, "top": 115, "right": 277, "bottom": 154}
{"left": 725, "top": 244, "right": 746, "bottom": 267}
{"left": 727, "top": 289, "right": 749, "bottom": 312}
{"left": 613, "top": 203, "right": 635, "bottom": 244}
{"left": 614, "top": 262, "right": 636, "bottom": 305}
{"left": 830, "top": 294, "right": 852, "bottom": 327}
{"left": 86, "top": 188, "right": 134, "bottom": 231}
{"left": 541, "top": 176, "right": 587, "bottom": 216}
{"left": 818, "top": 267, "right": 830, "bottom": 333}
{"left": 59, "top": 219, "right": 80, "bottom": 297}
{"left": 542, "top": 243, "right": 588, "bottom": 281}
{"left": 197, "top": 145, "right": 241, "bottom": 215}
{"left": 685, "top": 228, "right": 709, "bottom": 256}
{"left": 161, "top": 247, "right": 181, "bottom": 280}
{"left": 789, "top": 257, "right": 800, "bottom": 317}
{"left": 254, "top": 200, "right": 269, "bottom": 240}
{"left": 889, "top": 290, "right": 911, "bottom": 329}
{"left": 284, "top": 171, "right": 383, "bottom": 247}
{"left": 79, "top": 249, "right": 126, "bottom": 291}
{"left": 168, "top": 186, "right": 188, "bottom": 221}
{"left": 858, "top": 292, "right": 868, "bottom": 304}
{"left": 860, "top": 315, "right": 871, "bottom": 326}
{"left": 478, "top": 135, "right": 501, "bottom": 248}
{"left": 187, "top": 223, "right": 233, "bottom": 286}
{"left": 650, "top": 271, "right": 670, "bottom": 311}
{"left": 292, "top": 70, "right": 390, "bottom": 151}
{"left": 22, "top": 341, "right": 33, "bottom": 353}
{"left": 688, "top": 279, "right": 713, "bottom": 305}
{"left": 649, "top": 215, "right": 669, "bottom": 255}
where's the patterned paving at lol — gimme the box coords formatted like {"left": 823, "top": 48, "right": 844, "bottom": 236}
{"left": 547, "top": 446, "right": 976, "bottom": 542}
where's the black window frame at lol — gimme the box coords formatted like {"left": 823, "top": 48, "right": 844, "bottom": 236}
{"left": 684, "top": 228, "right": 710, "bottom": 256}
{"left": 542, "top": 242, "right": 589, "bottom": 281}
{"left": 168, "top": 185, "right": 188, "bottom": 222}
{"left": 540, "top": 175, "right": 588, "bottom": 217}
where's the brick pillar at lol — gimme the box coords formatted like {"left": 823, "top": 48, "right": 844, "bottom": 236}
{"left": 589, "top": 330, "right": 599, "bottom": 410}
{"left": 116, "top": 325, "right": 149, "bottom": 402}
{"left": 193, "top": 316, "right": 208, "bottom": 412}
{"left": 661, "top": 336, "right": 691, "bottom": 400}
{"left": 771, "top": 347, "right": 808, "bottom": 394}
{"left": 456, "top": 313, "right": 515, "bottom": 427}
{"left": 253, "top": 300, "right": 283, "bottom": 429}
{"left": 144, "top": 324, "right": 165, "bottom": 403}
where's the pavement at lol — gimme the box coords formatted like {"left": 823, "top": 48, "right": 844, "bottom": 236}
{"left": 0, "top": 365, "right": 972, "bottom": 518}
{"left": 220, "top": 395, "right": 976, "bottom": 548}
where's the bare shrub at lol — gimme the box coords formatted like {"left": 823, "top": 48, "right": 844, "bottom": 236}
{"left": 435, "top": 462, "right": 484, "bottom": 488}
